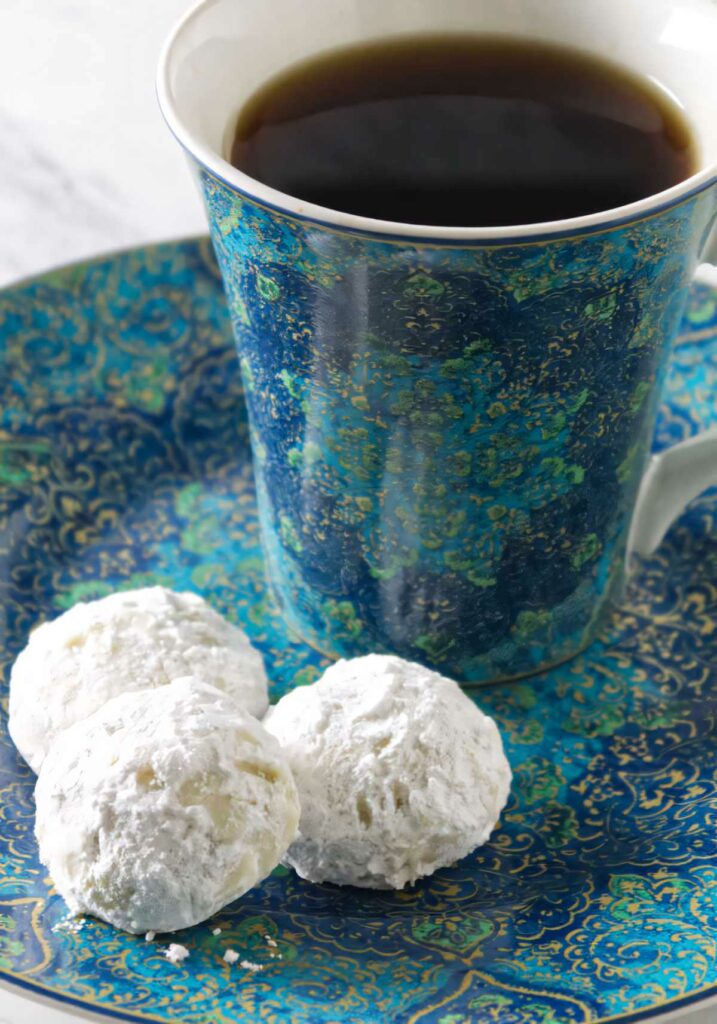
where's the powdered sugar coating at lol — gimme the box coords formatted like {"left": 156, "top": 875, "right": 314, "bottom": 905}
{"left": 9, "top": 587, "right": 269, "bottom": 772}
{"left": 263, "top": 654, "right": 511, "bottom": 889}
{"left": 34, "top": 678, "right": 299, "bottom": 934}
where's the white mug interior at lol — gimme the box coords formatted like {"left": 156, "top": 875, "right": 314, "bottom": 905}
{"left": 158, "top": 0, "right": 717, "bottom": 238}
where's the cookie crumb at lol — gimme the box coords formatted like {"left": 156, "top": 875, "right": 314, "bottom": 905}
{"left": 53, "top": 914, "right": 85, "bottom": 934}
{"left": 240, "top": 959, "right": 264, "bottom": 972}
{"left": 223, "top": 949, "right": 240, "bottom": 964}
{"left": 212, "top": 928, "right": 222, "bottom": 936}
{"left": 145, "top": 931, "right": 156, "bottom": 942}
{"left": 165, "top": 943, "right": 189, "bottom": 964}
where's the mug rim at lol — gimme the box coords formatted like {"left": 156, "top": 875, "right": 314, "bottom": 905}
{"left": 157, "top": 0, "right": 717, "bottom": 243}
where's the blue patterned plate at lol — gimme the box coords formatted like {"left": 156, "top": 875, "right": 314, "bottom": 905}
{"left": 1, "top": 240, "right": 717, "bottom": 1024}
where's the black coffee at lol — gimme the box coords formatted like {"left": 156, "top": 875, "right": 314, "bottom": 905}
{"left": 230, "top": 36, "right": 696, "bottom": 228}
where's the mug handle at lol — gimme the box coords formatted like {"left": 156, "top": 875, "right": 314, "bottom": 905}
{"left": 627, "top": 251, "right": 717, "bottom": 560}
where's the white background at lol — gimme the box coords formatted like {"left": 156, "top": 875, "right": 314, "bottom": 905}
{"left": 0, "top": 0, "right": 205, "bottom": 288}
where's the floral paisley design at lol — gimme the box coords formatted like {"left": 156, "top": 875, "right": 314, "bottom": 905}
{"left": 202, "top": 171, "right": 714, "bottom": 683}
{"left": 0, "top": 243, "right": 717, "bottom": 1023}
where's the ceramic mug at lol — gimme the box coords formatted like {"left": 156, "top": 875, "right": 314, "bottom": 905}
{"left": 158, "top": 0, "right": 717, "bottom": 684}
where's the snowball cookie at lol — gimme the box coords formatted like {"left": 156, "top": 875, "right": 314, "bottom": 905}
{"left": 263, "top": 654, "right": 512, "bottom": 889}
{"left": 34, "top": 677, "right": 299, "bottom": 934}
{"left": 9, "top": 586, "right": 269, "bottom": 772}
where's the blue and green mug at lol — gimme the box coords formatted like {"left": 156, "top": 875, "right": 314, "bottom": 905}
{"left": 158, "top": 0, "right": 717, "bottom": 684}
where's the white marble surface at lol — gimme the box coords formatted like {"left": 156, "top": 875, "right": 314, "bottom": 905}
{"left": 0, "top": 0, "right": 206, "bottom": 288}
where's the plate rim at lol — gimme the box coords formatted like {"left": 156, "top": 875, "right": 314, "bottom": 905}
{"left": 3, "top": 962, "right": 717, "bottom": 1024}
{"left": 0, "top": 233, "right": 211, "bottom": 299}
